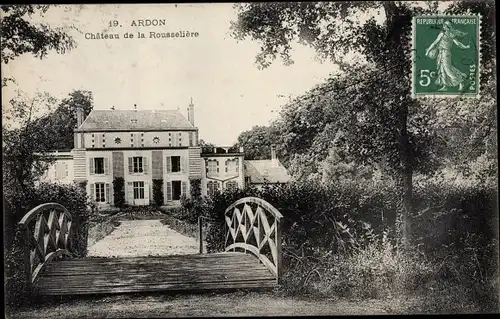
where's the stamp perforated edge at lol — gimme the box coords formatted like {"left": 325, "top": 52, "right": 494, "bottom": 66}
{"left": 411, "top": 14, "right": 482, "bottom": 100}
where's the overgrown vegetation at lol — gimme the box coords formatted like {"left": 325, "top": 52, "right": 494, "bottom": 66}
{"left": 178, "top": 177, "right": 498, "bottom": 313}
{"left": 153, "top": 179, "right": 164, "bottom": 206}
{"left": 113, "top": 177, "right": 125, "bottom": 208}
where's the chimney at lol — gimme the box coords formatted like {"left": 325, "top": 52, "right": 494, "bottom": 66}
{"left": 271, "top": 144, "right": 278, "bottom": 167}
{"left": 187, "top": 97, "right": 195, "bottom": 126}
{"left": 76, "top": 105, "right": 84, "bottom": 128}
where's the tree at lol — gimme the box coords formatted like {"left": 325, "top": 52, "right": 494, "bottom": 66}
{"left": 1, "top": 5, "right": 75, "bottom": 65}
{"left": 236, "top": 125, "right": 280, "bottom": 160}
{"left": 230, "top": 1, "right": 495, "bottom": 246}
{"left": 30, "top": 90, "right": 94, "bottom": 150}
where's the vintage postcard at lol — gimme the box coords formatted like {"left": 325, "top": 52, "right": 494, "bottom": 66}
{"left": 2, "top": 2, "right": 497, "bottom": 318}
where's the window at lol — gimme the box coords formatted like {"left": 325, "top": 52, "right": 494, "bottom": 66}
{"left": 189, "top": 133, "right": 193, "bottom": 146}
{"left": 207, "top": 181, "right": 219, "bottom": 196}
{"left": 171, "top": 156, "right": 181, "bottom": 172}
{"left": 56, "top": 162, "right": 68, "bottom": 180}
{"left": 207, "top": 160, "right": 218, "bottom": 174}
{"left": 226, "top": 159, "right": 237, "bottom": 173}
{"left": 95, "top": 183, "right": 106, "bottom": 202}
{"left": 133, "top": 157, "right": 143, "bottom": 173}
{"left": 133, "top": 181, "right": 145, "bottom": 199}
{"left": 226, "top": 181, "right": 238, "bottom": 191}
{"left": 94, "top": 158, "right": 104, "bottom": 174}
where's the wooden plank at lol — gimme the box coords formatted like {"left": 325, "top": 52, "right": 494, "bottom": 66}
{"left": 42, "top": 266, "right": 268, "bottom": 277}
{"left": 37, "top": 275, "right": 275, "bottom": 290}
{"left": 46, "top": 257, "right": 258, "bottom": 269}
{"left": 33, "top": 253, "right": 278, "bottom": 297}
{"left": 46, "top": 256, "right": 258, "bottom": 267}
{"left": 36, "top": 279, "right": 277, "bottom": 296}
{"left": 39, "top": 267, "right": 273, "bottom": 279}
{"left": 47, "top": 256, "right": 257, "bottom": 268}
{"left": 41, "top": 265, "right": 271, "bottom": 277}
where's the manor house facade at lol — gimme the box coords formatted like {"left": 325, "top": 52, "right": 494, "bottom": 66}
{"left": 40, "top": 101, "right": 290, "bottom": 208}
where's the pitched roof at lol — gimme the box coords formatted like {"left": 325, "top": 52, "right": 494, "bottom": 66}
{"left": 244, "top": 159, "right": 291, "bottom": 184}
{"left": 78, "top": 109, "right": 194, "bottom": 131}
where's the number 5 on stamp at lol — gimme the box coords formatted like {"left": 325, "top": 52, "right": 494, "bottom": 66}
{"left": 412, "top": 15, "right": 481, "bottom": 98}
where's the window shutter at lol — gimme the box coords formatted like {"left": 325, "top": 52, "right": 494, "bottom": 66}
{"left": 89, "top": 158, "right": 94, "bottom": 175}
{"left": 128, "top": 157, "right": 133, "bottom": 173}
{"left": 105, "top": 183, "right": 110, "bottom": 203}
{"left": 180, "top": 156, "right": 186, "bottom": 173}
{"left": 181, "top": 181, "right": 187, "bottom": 197}
{"left": 143, "top": 157, "right": 148, "bottom": 174}
{"left": 127, "top": 182, "right": 134, "bottom": 204}
{"left": 144, "top": 182, "right": 150, "bottom": 204}
{"left": 90, "top": 183, "right": 95, "bottom": 201}
{"left": 104, "top": 158, "right": 109, "bottom": 175}
{"left": 166, "top": 181, "right": 172, "bottom": 201}
{"left": 166, "top": 157, "right": 172, "bottom": 173}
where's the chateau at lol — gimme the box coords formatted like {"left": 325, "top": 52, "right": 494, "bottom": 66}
{"left": 40, "top": 101, "right": 290, "bottom": 207}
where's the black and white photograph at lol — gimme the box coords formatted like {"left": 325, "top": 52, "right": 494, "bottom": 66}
{"left": 2, "top": 2, "right": 498, "bottom": 317}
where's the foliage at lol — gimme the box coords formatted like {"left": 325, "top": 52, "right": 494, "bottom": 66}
{"left": 236, "top": 125, "right": 280, "bottom": 160}
{"left": 1, "top": 5, "right": 76, "bottom": 65}
{"left": 230, "top": 1, "right": 496, "bottom": 246}
{"left": 113, "top": 177, "right": 125, "bottom": 208}
{"left": 152, "top": 179, "right": 164, "bottom": 206}
{"left": 199, "top": 139, "right": 216, "bottom": 153}
{"left": 28, "top": 90, "right": 94, "bottom": 150}
{"left": 190, "top": 178, "right": 202, "bottom": 198}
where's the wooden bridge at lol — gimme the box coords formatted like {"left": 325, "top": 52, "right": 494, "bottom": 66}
{"left": 18, "top": 197, "right": 283, "bottom": 296}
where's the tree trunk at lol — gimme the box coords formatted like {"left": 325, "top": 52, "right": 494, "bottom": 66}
{"left": 383, "top": 1, "right": 413, "bottom": 248}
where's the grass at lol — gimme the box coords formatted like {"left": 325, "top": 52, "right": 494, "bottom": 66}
{"left": 7, "top": 290, "right": 412, "bottom": 318}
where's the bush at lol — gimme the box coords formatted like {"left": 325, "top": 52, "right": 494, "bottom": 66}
{"left": 153, "top": 179, "right": 164, "bottom": 206}
{"left": 113, "top": 177, "right": 125, "bottom": 208}
{"left": 192, "top": 178, "right": 498, "bottom": 312}
{"left": 190, "top": 178, "right": 202, "bottom": 198}
{"left": 4, "top": 182, "right": 93, "bottom": 308}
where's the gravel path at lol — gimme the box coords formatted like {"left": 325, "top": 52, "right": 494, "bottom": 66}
{"left": 87, "top": 219, "right": 200, "bottom": 257}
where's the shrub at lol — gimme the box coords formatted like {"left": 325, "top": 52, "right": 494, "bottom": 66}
{"left": 113, "top": 177, "right": 125, "bottom": 208}
{"left": 153, "top": 179, "right": 164, "bottom": 206}
{"left": 195, "top": 177, "right": 498, "bottom": 311}
{"left": 190, "top": 178, "right": 202, "bottom": 198}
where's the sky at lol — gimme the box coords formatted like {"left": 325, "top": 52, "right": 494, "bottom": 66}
{"left": 2, "top": 3, "right": 340, "bottom": 145}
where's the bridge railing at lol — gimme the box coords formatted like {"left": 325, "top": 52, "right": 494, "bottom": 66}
{"left": 224, "top": 197, "right": 283, "bottom": 281}
{"left": 18, "top": 203, "right": 73, "bottom": 291}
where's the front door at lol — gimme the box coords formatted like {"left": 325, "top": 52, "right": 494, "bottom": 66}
{"left": 133, "top": 181, "right": 149, "bottom": 206}
{"left": 172, "top": 181, "right": 181, "bottom": 201}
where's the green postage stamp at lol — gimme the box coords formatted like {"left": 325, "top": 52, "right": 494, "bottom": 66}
{"left": 412, "top": 15, "right": 481, "bottom": 98}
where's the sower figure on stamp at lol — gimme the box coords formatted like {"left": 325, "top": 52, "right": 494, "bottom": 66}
{"left": 425, "top": 20, "right": 470, "bottom": 92}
